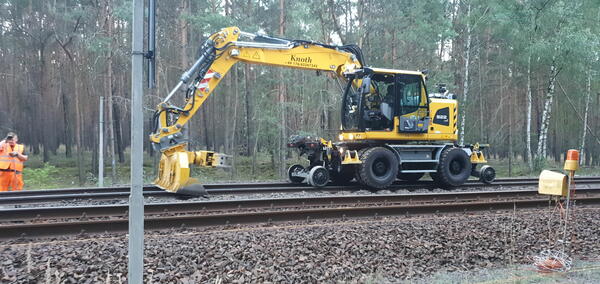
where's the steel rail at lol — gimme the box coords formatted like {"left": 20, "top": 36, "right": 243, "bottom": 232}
{"left": 1, "top": 190, "right": 599, "bottom": 240}
{"left": 0, "top": 186, "right": 164, "bottom": 197}
{"left": 3, "top": 177, "right": 600, "bottom": 197}
{"left": 1, "top": 177, "right": 600, "bottom": 206}
{"left": 203, "top": 178, "right": 600, "bottom": 195}
{"left": 0, "top": 181, "right": 310, "bottom": 197}
{"left": 0, "top": 190, "right": 172, "bottom": 206}
{"left": 2, "top": 187, "right": 600, "bottom": 221}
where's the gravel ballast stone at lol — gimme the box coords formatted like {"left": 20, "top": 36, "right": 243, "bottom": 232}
{"left": 1, "top": 207, "right": 599, "bottom": 283}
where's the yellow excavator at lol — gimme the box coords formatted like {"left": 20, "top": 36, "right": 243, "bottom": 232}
{"left": 150, "top": 26, "right": 495, "bottom": 195}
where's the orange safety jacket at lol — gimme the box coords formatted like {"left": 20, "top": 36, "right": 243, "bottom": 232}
{"left": 0, "top": 143, "right": 24, "bottom": 172}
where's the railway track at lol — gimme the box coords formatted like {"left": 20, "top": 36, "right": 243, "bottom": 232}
{"left": 1, "top": 176, "right": 600, "bottom": 205}
{"left": 2, "top": 186, "right": 599, "bottom": 240}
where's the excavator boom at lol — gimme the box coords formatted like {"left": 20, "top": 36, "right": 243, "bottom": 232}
{"left": 151, "top": 27, "right": 362, "bottom": 193}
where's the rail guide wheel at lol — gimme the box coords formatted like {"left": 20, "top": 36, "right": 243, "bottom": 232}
{"left": 308, "top": 166, "right": 329, "bottom": 187}
{"left": 478, "top": 165, "right": 496, "bottom": 184}
{"left": 288, "top": 164, "right": 306, "bottom": 184}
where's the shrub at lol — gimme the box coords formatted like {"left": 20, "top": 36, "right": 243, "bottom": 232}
{"left": 23, "top": 163, "right": 60, "bottom": 189}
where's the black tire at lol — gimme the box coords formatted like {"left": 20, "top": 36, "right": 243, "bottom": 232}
{"left": 331, "top": 165, "right": 355, "bottom": 185}
{"left": 308, "top": 166, "right": 329, "bottom": 187}
{"left": 288, "top": 164, "right": 305, "bottom": 184}
{"left": 357, "top": 147, "right": 399, "bottom": 189}
{"left": 435, "top": 147, "right": 471, "bottom": 188}
{"left": 397, "top": 172, "right": 425, "bottom": 182}
{"left": 354, "top": 148, "right": 369, "bottom": 185}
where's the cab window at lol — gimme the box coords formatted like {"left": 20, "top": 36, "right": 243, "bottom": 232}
{"left": 397, "top": 75, "right": 423, "bottom": 115}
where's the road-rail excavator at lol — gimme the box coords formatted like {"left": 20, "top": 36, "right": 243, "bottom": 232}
{"left": 151, "top": 26, "right": 496, "bottom": 195}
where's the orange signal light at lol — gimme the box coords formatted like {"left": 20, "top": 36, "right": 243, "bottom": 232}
{"left": 566, "top": 149, "right": 579, "bottom": 161}
{"left": 564, "top": 149, "right": 579, "bottom": 171}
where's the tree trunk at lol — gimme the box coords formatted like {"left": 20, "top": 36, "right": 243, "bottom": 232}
{"left": 39, "top": 45, "right": 50, "bottom": 163}
{"left": 210, "top": 92, "right": 216, "bottom": 151}
{"left": 224, "top": 72, "right": 232, "bottom": 153}
{"left": 579, "top": 68, "right": 591, "bottom": 163}
{"left": 230, "top": 66, "right": 240, "bottom": 178}
{"left": 508, "top": 68, "right": 513, "bottom": 176}
{"left": 536, "top": 61, "right": 558, "bottom": 159}
{"left": 180, "top": 0, "right": 190, "bottom": 142}
{"left": 244, "top": 64, "right": 252, "bottom": 157}
{"left": 61, "top": 74, "right": 72, "bottom": 158}
{"left": 278, "top": 0, "right": 287, "bottom": 178}
{"left": 477, "top": 38, "right": 484, "bottom": 142}
{"left": 526, "top": 54, "right": 533, "bottom": 168}
{"left": 113, "top": 103, "right": 125, "bottom": 163}
{"left": 106, "top": 1, "right": 117, "bottom": 183}
{"left": 459, "top": 3, "right": 471, "bottom": 146}
{"left": 327, "top": 0, "right": 345, "bottom": 44}
{"left": 252, "top": 106, "right": 262, "bottom": 176}
{"left": 74, "top": 67, "right": 85, "bottom": 185}
{"left": 202, "top": 107, "right": 210, "bottom": 149}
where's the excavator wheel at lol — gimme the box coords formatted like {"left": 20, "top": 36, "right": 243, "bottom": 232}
{"left": 288, "top": 164, "right": 306, "bottom": 184}
{"left": 308, "top": 166, "right": 329, "bottom": 187}
{"left": 353, "top": 148, "right": 369, "bottom": 185}
{"left": 357, "top": 147, "right": 398, "bottom": 189}
{"left": 397, "top": 172, "right": 425, "bottom": 182}
{"left": 433, "top": 147, "right": 471, "bottom": 189}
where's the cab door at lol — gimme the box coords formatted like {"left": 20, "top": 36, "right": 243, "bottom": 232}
{"left": 395, "top": 74, "right": 430, "bottom": 133}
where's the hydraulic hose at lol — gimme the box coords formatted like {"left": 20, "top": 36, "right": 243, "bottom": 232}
{"left": 163, "top": 39, "right": 216, "bottom": 103}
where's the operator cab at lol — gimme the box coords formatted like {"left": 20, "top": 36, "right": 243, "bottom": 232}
{"left": 341, "top": 68, "right": 430, "bottom": 133}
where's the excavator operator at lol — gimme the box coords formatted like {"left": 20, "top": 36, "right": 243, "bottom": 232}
{"left": 362, "top": 75, "right": 395, "bottom": 131}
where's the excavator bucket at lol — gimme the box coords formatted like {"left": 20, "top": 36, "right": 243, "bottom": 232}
{"left": 154, "top": 146, "right": 231, "bottom": 195}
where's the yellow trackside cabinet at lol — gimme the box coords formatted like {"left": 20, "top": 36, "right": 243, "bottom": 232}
{"left": 538, "top": 170, "right": 568, "bottom": 196}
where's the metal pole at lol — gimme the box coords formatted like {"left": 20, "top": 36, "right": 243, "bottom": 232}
{"left": 99, "top": 96, "right": 104, "bottom": 187}
{"left": 561, "top": 171, "right": 574, "bottom": 253}
{"left": 129, "top": 0, "right": 144, "bottom": 282}
{"left": 147, "top": 0, "right": 156, "bottom": 89}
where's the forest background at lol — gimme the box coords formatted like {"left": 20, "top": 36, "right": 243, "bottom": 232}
{"left": 0, "top": 0, "right": 599, "bottom": 188}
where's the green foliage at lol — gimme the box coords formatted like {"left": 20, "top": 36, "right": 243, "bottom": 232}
{"left": 113, "top": 1, "right": 132, "bottom": 22}
{"left": 187, "top": 13, "right": 233, "bottom": 33}
{"left": 23, "top": 164, "right": 61, "bottom": 189}
{"left": 1, "top": 0, "right": 599, "bottom": 187}
{"left": 533, "top": 157, "right": 549, "bottom": 173}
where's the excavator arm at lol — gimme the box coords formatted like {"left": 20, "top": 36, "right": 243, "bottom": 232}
{"left": 151, "top": 26, "right": 362, "bottom": 193}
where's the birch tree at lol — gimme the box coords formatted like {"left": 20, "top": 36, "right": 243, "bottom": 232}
{"left": 458, "top": 3, "right": 471, "bottom": 146}
{"left": 536, "top": 57, "right": 559, "bottom": 159}
{"left": 580, "top": 69, "right": 591, "bottom": 162}
{"left": 534, "top": 1, "right": 585, "bottom": 161}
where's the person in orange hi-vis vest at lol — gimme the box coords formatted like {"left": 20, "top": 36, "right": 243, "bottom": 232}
{"left": 0, "top": 132, "right": 28, "bottom": 191}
